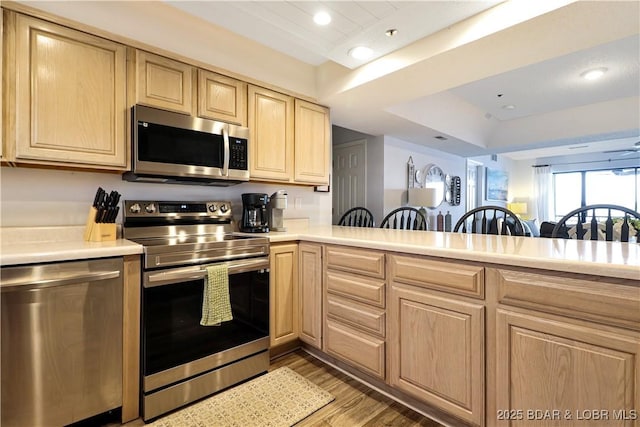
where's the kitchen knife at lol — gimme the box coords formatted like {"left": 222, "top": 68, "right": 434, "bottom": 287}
{"left": 92, "top": 187, "right": 104, "bottom": 208}
{"left": 107, "top": 206, "right": 119, "bottom": 223}
{"left": 94, "top": 191, "right": 105, "bottom": 222}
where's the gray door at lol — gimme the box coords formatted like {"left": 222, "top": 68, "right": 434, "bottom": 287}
{"left": 332, "top": 140, "right": 367, "bottom": 224}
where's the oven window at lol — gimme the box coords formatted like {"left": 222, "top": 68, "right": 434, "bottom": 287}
{"left": 137, "top": 121, "right": 224, "bottom": 168}
{"left": 143, "top": 270, "right": 269, "bottom": 375}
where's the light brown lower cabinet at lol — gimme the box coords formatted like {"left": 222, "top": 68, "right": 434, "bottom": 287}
{"left": 495, "top": 308, "right": 640, "bottom": 427}
{"left": 298, "top": 243, "right": 322, "bottom": 348}
{"left": 322, "top": 246, "right": 386, "bottom": 380}
{"left": 269, "top": 243, "right": 299, "bottom": 347}
{"left": 388, "top": 282, "right": 485, "bottom": 426}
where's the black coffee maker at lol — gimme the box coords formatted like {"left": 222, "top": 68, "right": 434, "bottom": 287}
{"left": 240, "top": 193, "right": 269, "bottom": 232}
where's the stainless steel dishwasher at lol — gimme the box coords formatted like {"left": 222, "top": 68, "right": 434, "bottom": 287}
{"left": 1, "top": 258, "right": 123, "bottom": 427}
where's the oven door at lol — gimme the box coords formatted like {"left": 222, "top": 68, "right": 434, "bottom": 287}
{"left": 141, "top": 256, "right": 269, "bottom": 394}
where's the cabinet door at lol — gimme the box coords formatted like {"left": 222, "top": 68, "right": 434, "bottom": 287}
{"left": 294, "top": 99, "right": 330, "bottom": 185}
{"left": 496, "top": 308, "right": 640, "bottom": 427}
{"left": 269, "top": 244, "right": 299, "bottom": 347}
{"left": 299, "top": 243, "right": 323, "bottom": 348}
{"left": 9, "top": 13, "right": 127, "bottom": 168}
{"left": 198, "top": 70, "right": 247, "bottom": 126}
{"left": 248, "top": 85, "right": 294, "bottom": 182}
{"left": 388, "top": 282, "right": 485, "bottom": 426}
{"left": 135, "top": 50, "right": 194, "bottom": 115}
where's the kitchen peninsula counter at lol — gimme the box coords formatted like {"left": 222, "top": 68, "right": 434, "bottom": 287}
{"left": 2, "top": 225, "right": 638, "bottom": 280}
{"left": 264, "top": 225, "right": 640, "bottom": 281}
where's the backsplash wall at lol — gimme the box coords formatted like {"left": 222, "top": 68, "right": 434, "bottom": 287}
{"left": 0, "top": 167, "right": 331, "bottom": 228}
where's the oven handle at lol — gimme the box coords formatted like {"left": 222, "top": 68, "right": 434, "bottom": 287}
{"left": 144, "top": 256, "right": 269, "bottom": 288}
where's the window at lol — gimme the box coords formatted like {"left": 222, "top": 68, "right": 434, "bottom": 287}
{"left": 553, "top": 168, "right": 639, "bottom": 220}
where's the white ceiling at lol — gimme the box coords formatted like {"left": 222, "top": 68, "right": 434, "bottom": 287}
{"left": 166, "top": 1, "right": 502, "bottom": 69}
{"left": 164, "top": 0, "right": 640, "bottom": 162}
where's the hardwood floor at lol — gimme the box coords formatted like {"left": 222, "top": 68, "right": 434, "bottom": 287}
{"left": 269, "top": 350, "right": 442, "bottom": 426}
{"left": 118, "top": 349, "right": 443, "bottom": 426}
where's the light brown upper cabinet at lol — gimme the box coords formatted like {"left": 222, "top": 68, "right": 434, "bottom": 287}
{"left": 248, "top": 85, "right": 331, "bottom": 185}
{"left": 4, "top": 12, "right": 128, "bottom": 169}
{"left": 197, "top": 70, "right": 247, "bottom": 126}
{"left": 134, "top": 50, "right": 194, "bottom": 115}
{"left": 294, "top": 99, "right": 330, "bottom": 185}
{"left": 248, "top": 85, "right": 294, "bottom": 182}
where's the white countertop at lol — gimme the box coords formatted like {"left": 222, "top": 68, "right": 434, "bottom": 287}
{"left": 1, "top": 226, "right": 143, "bottom": 266}
{"left": 263, "top": 225, "right": 640, "bottom": 281}
{"left": 2, "top": 225, "right": 639, "bottom": 281}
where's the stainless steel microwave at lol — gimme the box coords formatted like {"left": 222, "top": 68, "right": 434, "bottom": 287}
{"left": 123, "top": 105, "right": 250, "bottom": 186}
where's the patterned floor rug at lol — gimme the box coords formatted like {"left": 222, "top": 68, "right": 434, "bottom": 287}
{"left": 148, "top": 367, "right": 334, "bottom": 427}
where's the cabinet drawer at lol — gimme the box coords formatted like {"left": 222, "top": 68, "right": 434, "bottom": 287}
{"left": 325, "top": 246, "right": 385, "bottom": 279}
{"left": 388, "top": 254, "right": 484, "bottom": 299}
{"left": 327, "top": 293, "right": 385, "bottom": 338}
{"left": 326, "top": 270, "right": 385, "bottom": 308}
{"left": 325, "top": 319, "right": 385, "bottom": 379}
{"left": 495, "top": 268, "right": 640, "bottom": 330}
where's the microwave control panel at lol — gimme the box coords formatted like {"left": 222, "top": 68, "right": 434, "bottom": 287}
{"left": 229, "top": 138, "right": 248, "bottom": 170}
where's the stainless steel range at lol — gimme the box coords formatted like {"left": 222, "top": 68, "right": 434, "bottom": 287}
{"left": 123, "top": 200, "right": 270, "bottom": 421}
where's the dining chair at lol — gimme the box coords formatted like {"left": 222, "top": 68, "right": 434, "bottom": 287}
{"left": 338, "top": 207, "right": 376, "bottom": 227}
{"left": 453, "top": 206, "right": 525, "bottom": 236}
{"left": 551, "top": 204, "right": 640, "bottom": 242}
{"left": 379, "top": 207, "right": 427, "bottom": 230}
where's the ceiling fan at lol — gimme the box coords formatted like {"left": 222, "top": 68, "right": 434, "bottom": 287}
{"left": 603, "top": 141, "right": 640, "bottom": 156}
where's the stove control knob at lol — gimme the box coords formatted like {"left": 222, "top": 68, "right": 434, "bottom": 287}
{"left": 219, "top": 203, "right": 229, "bottom": 213}
{"left": 208, "top": 204, "right": 217, "bottom": 212}
{"left": 130, "top": 203, "right": 141, "bottom": 214}
{"left": 145, "top": 204, "right": 156, "bottom": 214}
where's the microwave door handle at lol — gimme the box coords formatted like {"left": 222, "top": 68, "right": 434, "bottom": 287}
{"left": 222, "top": 126, "right": 230, "bottom": 177}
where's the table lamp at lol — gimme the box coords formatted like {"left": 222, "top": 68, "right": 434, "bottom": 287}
{"left": 507, "top": 202, "right": 528, "bottom": 218}
{"left": 409, "top": 187, "right": 439, "bottom": 208}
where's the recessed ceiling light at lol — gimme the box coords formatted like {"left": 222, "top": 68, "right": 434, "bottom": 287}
{"left": 348, "top": 46, "right": 373, "bottom": 60}
{"left": 580, "top": 67, "right": 608, "bottom": 81}
{"left": 501, "top": 104, "right": 516, "bottom": 110}
{"left": 385, "top": 29, "right": 398, "bottom": 37}
{"left": 313, "top": 11, "right": 331, "bottom": 26}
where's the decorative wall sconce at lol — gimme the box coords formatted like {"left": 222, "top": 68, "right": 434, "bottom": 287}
{"left": 447, "top": 175, "right": 461, "bottom": 206}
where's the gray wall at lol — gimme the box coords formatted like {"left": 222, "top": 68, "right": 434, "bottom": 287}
{"left": 383, "top": 136, "right": 467, "bottom": 225}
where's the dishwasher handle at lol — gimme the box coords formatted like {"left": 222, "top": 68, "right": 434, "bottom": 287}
{"left": 1, "top": 270, "right": 121, "bottom": 292}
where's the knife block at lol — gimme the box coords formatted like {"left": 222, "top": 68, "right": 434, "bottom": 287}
{"left": 84, "top": 207, "right": 117, "bottom": 242}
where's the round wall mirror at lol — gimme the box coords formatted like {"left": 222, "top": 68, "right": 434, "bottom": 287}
{"left": 421, "top": 164, "right": 446, "bottom": 207}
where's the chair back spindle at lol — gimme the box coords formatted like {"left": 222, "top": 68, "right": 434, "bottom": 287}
{"left": 338, "top": 207, "right": 375, "bottom": 228}
{"left": 380, "top": 207, "right": 427, "bottom": 231}
{"left": 551, "top": 204, "right": 640, "bottom": 242}
{"left": 454, "top": 206, "right": 525, "bottom": 236}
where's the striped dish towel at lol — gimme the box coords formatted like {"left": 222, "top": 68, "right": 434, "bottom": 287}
{"left": 200, "top": 264, "right": 233, "bottom": 326}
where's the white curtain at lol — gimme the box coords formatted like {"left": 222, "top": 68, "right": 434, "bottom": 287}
{"left": 533, "top": 166, "right": 552, "bottom": 221}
